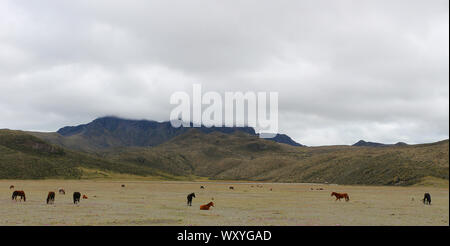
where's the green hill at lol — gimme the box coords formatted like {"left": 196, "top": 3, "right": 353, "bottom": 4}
{"left": 1, "top": 129, "right": 448, "bottom": 185}
{"left": 102, "top": 129, "right": 449, "bottom": 185}
{"left": 0, "top": 130, "right": 173, "bottom": 179}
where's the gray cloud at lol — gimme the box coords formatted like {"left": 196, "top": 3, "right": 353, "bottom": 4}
{"left": 0, "top": 0, "right": 448, "bottom": 146}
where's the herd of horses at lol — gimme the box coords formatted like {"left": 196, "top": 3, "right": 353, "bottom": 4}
{"left": 8, "top": 184, "right": 433, "bottom": 210}
{"left": 10, "top": 186, "right": 88, "bottom": 204}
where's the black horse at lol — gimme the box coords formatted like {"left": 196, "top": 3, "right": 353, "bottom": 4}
{"left": 187, "top": 193, "right": 195, "bottom": 206}
{"left": 73, "top": 192, "right": 81, "bottom": 204}
{"left": 47, "top": 192, "right": 55, "bottom": 204}
{"left": 423, "top": 193, "right": 431, "bottom": 205}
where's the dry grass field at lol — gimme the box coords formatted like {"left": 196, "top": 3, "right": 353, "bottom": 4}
{"left": 0, "top": 180, "right": 448, "bottom": 226}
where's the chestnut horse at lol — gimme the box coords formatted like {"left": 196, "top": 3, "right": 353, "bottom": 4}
{"left": 331, "top": 192, "right": 349, "bottom": 202}
{"left": 12, "top": 191, "right": 26, "bottom": 202}
{"left": 200, "top": 202, "right": 214, "bottom": 210}
{"left": 47, "top": 192, "right": 55, "bottom": 204}
{"left": 9, "top": 185, "right": 14, "bottom": 189}
{"left": 58, "top": 188, "right": 65, "bottom": 195}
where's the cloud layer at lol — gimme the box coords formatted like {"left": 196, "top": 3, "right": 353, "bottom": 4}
{"left": 0, "top": 0, "right": 448, "bottom": 145}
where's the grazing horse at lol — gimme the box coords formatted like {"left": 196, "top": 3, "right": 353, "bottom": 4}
{"left": 82, "top": 195, "right": 88, "bottom": 199}
{"left": 229, "top": 186, "right": 234, "bottom": 190}
{"left": 423, "top": 193, "right": 431, "bottom": 205}
{"left": 12, "top": 191, "right": 26, "bottom": 202}
{"left": 47, "top": 192, "right": 55, "bottom": 204}
{"left": 121, "top": 184, "right": 125, "bottom": 187}
{"left": 200, "top": 202, "right": 214, "bottom": 210}
{"left": 187, "top": 193, "right": 196, "bottom": 206}
{"left": 331, "top": 192, "right": 349, "bottom": 202}
{"left": 58, "top": 188, "right": 65, "bottom": 195}
{"left": 200, "top": 186, "right": 205, "bottom": 189}
{"left": 9, "top": 185, "right": 14, "bottom": 189}
{"left": 73, "top": 192, "right": 81, "bottom": 204}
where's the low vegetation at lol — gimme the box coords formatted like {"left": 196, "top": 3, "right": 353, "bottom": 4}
{"left": 1, "top": 129, "right": 448, "bottom": 185}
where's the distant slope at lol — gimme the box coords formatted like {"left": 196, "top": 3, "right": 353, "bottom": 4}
{"left": 103, "top": 129, "right": 449, "bottom": 185}
{"left": 353, "top": 140, "right": 409, "bottom": 147}
{"left": 3, "top": 124, "right": 448, "bottom": 185}
{"left": 0, "top": 130, "right": 174, "bottom": 179}
{"left": 32, "top": 116, "right": 303, "bottom": 152}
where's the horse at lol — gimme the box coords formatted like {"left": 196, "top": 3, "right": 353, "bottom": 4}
{"left": 200, "top": 186, "right": 205, "bottom": 189}
{"left": 187, "top": 193, "right": 195, "bottom": 206}
{"left": 200, "top": 202, "right": 214, "bottom": 210}
{"left": 58, "top": 188, "right": 65, "bottom": 195}
{"left": 47, "top": 192, "right": 55, "bottom": 204}
{"left": 229, "top": 186, "right": 234, "bottom": 190}
{"left": 82, "top": 195, "right": 88, "bottom": 199}
{"left": 121, "top": 184, "right": 125, "bottom": 187}
{"left": 9, "top": 185, "right": 14, "bottom": 189}
{"left": 73, "top": 192, "right": 81, "bottom": 204}
{"left": 423, "top": 193, "right": 431, "bottom": 205}
{"left": 331, "top": 192, "right": 349, "bottom": 202}
{"left": 12, "top": 191, "right": 26, "bottom": 202}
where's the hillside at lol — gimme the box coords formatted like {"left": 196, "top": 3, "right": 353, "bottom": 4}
{"left": 2, "top": 127, "right": 448, "bottom": 185}
{"left": 0, "top": 130, "right": 174, "bottom": 179}
{"left": 31, "top": 116, "right": 303, "bottom": 152}
{"left": 102, "top": 129, "right": 449, "bottom": 185}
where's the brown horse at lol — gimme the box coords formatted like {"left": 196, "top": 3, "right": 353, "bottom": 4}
{"left": 200, "top": 202, "right": 214, "bottom": 210}
{"left": 47, "top": 192, "right": 55, "bottom": 204}
{"left": 12, "top": 191, "right": 26, "bottom": 202}
{"left": 9, "top": 185, "right": 14, "bottom": 189}
{"left": 58, "top": 188, "right": 65, "bottom": 195}
{"left": 82, "top": 195, "right": 88, "bottom": 199}
{"left": 229, "top": 186, "right": 234, "bottom": 190}
{"left": 331, "top": 192, "right": 349, "bottom": 202}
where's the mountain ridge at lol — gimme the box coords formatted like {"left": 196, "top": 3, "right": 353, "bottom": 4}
{"left": 2, "top": 128, "right": 448, "bottom": 185}
{"left": 52, "top": 116, "right": 304, "bottom": 150}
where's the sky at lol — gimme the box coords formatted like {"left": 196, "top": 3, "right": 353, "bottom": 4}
{"left": 0, "top": 0, "right": 448, "bottom": 146}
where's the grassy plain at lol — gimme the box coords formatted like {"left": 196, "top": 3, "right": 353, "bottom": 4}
{"left": 1, "top": 180, "right": 448, "bottom": 226}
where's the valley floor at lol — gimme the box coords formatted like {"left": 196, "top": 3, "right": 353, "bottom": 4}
{"left": 0, "top": 180, "right": 448, "bottom": 226}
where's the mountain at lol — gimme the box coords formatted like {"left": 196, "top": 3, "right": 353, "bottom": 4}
{"left": 35, "top": 116, "right": 303, "bottom": 151}
{"left": 2, "top": 128, "right": 449, "bottom": 185}
{"left": 260, "top": 133, "right": 304, "bottom": 146}
{"left": 353, "top": 140, "right": 409, "bottom": 147}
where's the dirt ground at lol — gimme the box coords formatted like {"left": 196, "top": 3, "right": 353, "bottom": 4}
{"left": 0, "top": 180, "right": 448, "bottom": 226}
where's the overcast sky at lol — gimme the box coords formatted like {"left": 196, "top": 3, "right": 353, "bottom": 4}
{"left": 0, "top": 0, "right": 448, "bottom": 146}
